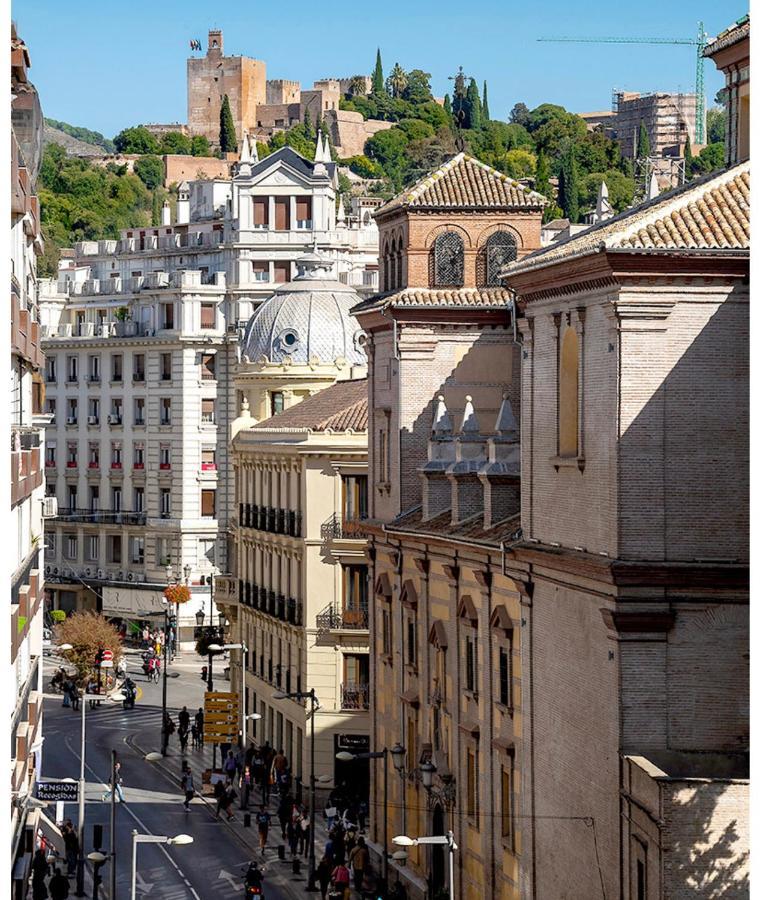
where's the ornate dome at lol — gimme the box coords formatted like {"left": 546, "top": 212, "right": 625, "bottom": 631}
{"left": 240, "top": 251, "right": 366, "bottom": 366}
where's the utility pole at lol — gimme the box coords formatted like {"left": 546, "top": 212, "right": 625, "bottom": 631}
{"left": 110, "top": 749, "right": 117, "bottom": 900}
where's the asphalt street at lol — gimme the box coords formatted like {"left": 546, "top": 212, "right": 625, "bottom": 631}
{"left": 40, "top": 648, "right": 315, "bottom": 900}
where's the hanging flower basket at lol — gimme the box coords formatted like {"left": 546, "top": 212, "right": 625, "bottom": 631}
{"left": 164, "top": 584, "right": 191, "bottom": 605}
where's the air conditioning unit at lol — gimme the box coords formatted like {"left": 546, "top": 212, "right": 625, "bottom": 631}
{"left": 45, "top": 564, "right": 52, "bottom": 575}
{"left": 96, "top": 569, "right": 104, "bottom": 579}
{"left": 42, "top": 497, "right": 58, "bottom": 518}
{"left": 87, "top": 416, "right": 98, "bottom": 425}
{"left": 66, "top": 417, "right": 77, "bottom": 426}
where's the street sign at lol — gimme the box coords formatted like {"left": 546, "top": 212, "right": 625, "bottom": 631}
{"left": 203, "top": 691, "right": 239, "bottom": 744}
{"left": 101, "top": 649, "right": 113, "bottom": 661}
{"left": 37, "top": 781, "right": 79, "bottom": 802}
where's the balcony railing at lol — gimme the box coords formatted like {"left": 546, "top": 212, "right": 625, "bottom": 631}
{"left": 320, "top": 513, "right": 369, "bottom": 541}
{"left": 316, "top": 603, "right": 369, "bottom": 633}
{"left": 54, "top": 508, "right": 147, "bottom": 526}
{"left": 238, "top": 504, "right": 301, "bottom": 538}
{"left": 238, "top": 581, "right": 303, "bottom": 625}
{"left": 341, "top": 683, "right": 370, "bottom": 710}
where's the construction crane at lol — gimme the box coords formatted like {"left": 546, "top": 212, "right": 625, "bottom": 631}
{"left": 537, "top": 22, "right": 708, "bottom": 144}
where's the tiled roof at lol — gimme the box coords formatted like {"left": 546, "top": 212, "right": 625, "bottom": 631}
{"left": 351, "top": 286, "right": 511, "bottom": 315}
{"left": 387, "top": 507, "right": 522, "bottom": 548}
{"left": 704, "top": 15, "right": 749, "bottom": 57}
{"left": 504, "top": 162, "right": 750, "bottom": 277}
{"left": 252, "top": 378, "right": 367, "bottom": 433}
{"left": 376, "top": 152, "right": 547, "bottom": 216}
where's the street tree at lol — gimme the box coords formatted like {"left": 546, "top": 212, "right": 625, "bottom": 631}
{"left": 55, "top": 611, "right": 123, "bottom": 685}
{"left": 219, "top": 94, "right": 238, "bottom": 153}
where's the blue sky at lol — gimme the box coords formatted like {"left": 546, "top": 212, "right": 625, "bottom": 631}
{"left": 13, "top": 0, "right": 745, "bottom": 138}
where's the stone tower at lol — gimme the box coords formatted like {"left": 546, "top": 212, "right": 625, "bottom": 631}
{"left": 187, "top": 29, "right": 266, "bottom": 147}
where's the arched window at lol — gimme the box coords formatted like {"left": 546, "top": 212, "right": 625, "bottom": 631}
{"left": 558, "top": 327, "right": 579, "bottom": 457}
{"left": 432, "top": 231, "right": 464, "bottom": 287}
{"left": 396, "top": 236, "right": 404, "bottom": 289}
{"left": 390, "top": 238, "right": 397, "bottom": 291}
{"left": 484, "top": 232, "right": 518, "bottom": 286}
{"left": 382, "top": 243, "right": 391, "bottom": 292}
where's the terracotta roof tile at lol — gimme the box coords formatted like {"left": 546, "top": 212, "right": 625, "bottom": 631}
{"left": 252, "top": 378, "right": 367, "bottom": 433}
{"left": 387, "top": 506, "right": 522, "bottom": 548}
{"left": 504, "top": 162, "right": 749, "bottom": 277}
{"left": 376, "top": 153, "right": 547, "bottom": 216}
{"left": 704, "top": 16, "right": 749, "bottom": 57}
{"left": 351, "top": 286, "right": 511, "bottom": 315}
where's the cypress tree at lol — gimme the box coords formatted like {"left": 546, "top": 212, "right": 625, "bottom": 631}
{"left": 482, "top": 81, "right": 490, "bottom": 121}
{"left": 534, "top": 151, "right": 550, "bottom": 197}
{"left": 684, "top": 135, "right": 693, "bottom": 178}
{"left": 303, "top": 108, "right": 314, "bottom": 140}
{"left": 443, "top": 94, "right": 452, "bottom": 118}
{"left": 371, "top": 48, "right": 385, "bottom": 95}
{"left": 219, "top": 94, "right": 237, "bottom": 153}
{"left": 452, "top": 68, "right": 468, "bottom": 129}
{"left": 637, "top": 120, "right": 650, "bottom": 159}
{"left": 558, "top": 149, "right": 579, "bottom": 222}
{"left": 466, "top": 79, "right": 482, "bottom": 130}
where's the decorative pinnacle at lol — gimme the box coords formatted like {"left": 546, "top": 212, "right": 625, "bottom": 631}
{"left": 432, "top": 395, "right": 453, "bottom": 435}
{"left": 460, "top": 395, "right": 480, "bottom": 433}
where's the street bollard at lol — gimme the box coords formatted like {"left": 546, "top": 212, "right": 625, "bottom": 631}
{"left": 277, "top": 844, "right": 285, "bottom": 861}
{"left": 292, "top": 858, "right": 301, "bottom": 875}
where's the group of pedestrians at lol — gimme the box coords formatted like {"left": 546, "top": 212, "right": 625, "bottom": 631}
{"left": 29, "top": 848, "right": 69, "bottom": 900}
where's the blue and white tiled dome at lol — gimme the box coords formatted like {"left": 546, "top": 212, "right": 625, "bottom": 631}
{"left": 240, "top": 251, "right": 366, "bottom": 366}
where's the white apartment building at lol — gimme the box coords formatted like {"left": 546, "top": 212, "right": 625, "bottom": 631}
{"left": 38, "top": 137, "right": 379, "bottom": 641}
{"left": 11, "top": 25, "right": 50, "bottom": 895}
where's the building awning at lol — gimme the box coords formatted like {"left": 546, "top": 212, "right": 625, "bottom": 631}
{"left": 102, "top": 587, "right": 167, "bottom": 617}
{"left": 37, "top": 810, "right": 63, "bottom": 857}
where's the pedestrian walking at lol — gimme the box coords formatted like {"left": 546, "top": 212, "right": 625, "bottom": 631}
{"left": 223, "top": 749, "right": 237, "bottom": 779}
{"left": 48, "top": 867, "right": 69, "bottom": 900}
{"left": 69, "top": 682, "right": 79, "bottom": 711}
{"left": 62, "top": 822, "right": 79, "bottom": 876}
{"left": 256, "top": 806, "right": 271, "bottom": 854}
{"left": 61, "top": 676, "right": 71, "bottom": 708}
{"left": 102, "top": 761, "right": 125, "bottom": 803}
{"left": 178, "top": 723, "right": 189, "bottom": 753}
{"left": 213, "top": 779, "right": 226, "bottom": 818}
{"left": 299, "top": 808, "right": 311, "bottom": 857}
{"left": 240, "top": 765, "right": 252, "bottom": 810}
{"left": 224, "top": 781, "right": 237, "bottom": 820}
{"left": 325, "top": 800, "right": 338, "bottom": 831}
{"left": 195, "top": 708, "right": 204, "bottom": 742}
{"left": 316, "top": 855, "right": 332, "bottom": 900}
{"left": 191, "top": 722, "right": 200, "bottom": 749}
{"left": 349, "top": 837, "right": 369, "bottom": 893}
{"left": 330, "top": 862, "right": 350, "bottom": 900}
{"left": 278, "top": 793, "right": 292, "bottom": 839}
{"left": 287, "top": 817, "right": 299, "bottom": 857}
{"left": 163, "top": 712, "right": 175, "bottom": 746}
{"left": 181, "top": 768, "right": 195, "bottom": 810}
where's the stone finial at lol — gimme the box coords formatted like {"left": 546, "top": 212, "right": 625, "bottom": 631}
{"left": 594, "top": 180, "right": 614, "bottom": 222}
{"left": 314, "top": 130, "right": 325, "bottom": 163}
{"left": 336, "top": 195, "right": 346, "bottom": 226}
{"left": 240, "top": 132, "right": 252, "bottom": 164}
{"left": 432, "top": 395, "right": 453, "bottom": 435}
{"left": 322, "top": 132, "right": 332, "bottom": 163}
{"left": 240, "top": 395, "right": 251, "bottom": 418}
{"left": 494, "top": 392, "right": 518, "bottom": 440}
{"left": 251, "top": 136, "right": 259, "bottom": 164}
{"left": 647, "top": 172, "right": 660, "bottom": 201}
{"left": 460, "top": 395, "right": 480, "bottom": 434}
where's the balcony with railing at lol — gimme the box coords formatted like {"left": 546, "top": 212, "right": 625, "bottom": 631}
{"left": 238, "top": 503, "right": 302, "bottom": 538}
{"left": 320, "top": 513, "right": 369, "bottom": 542}
{"left": 340, "top": 682, "right": 370, "bottom": 710}
{"left": 54, "top": 508, "right": 147, "bottom": 526}
{"left": 238, "top": 581, "right": 303, "bottom": 625}
{"left": 11, "top": 427, "right": 42, "bottom": 506}
{"left": 316, "top": 602, "right": 369, "bottom": 633}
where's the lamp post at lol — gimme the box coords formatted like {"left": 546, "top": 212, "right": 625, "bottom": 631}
{"left": 336, "top": 743, "right": 406, "bottom": 885}
{"left": 392, "top": 832, "right": 458, "bottom": 900}
{"left": 130, "top": 830, "right": 193, "bottom": 900}
{"left": 273, "top": 687, "right": 319, "bottom": 888}
{"left": 210, "top": 643, "right": 248, "bottom": 747}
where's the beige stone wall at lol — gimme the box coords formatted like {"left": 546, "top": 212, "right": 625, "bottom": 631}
{"left": 255, "top": 103, "right": 301, "bottom": 129}
{"left": 370, "top": 537, "right": 523, "bottom": 900}
{"left": 323, "top": 109, "right": 393, "bottom": 158}
{"left": 164, "top": 154, "right": 232, "bottom": 187}
{"left": 266, "top": 80, "right": 300, "bottom": 105}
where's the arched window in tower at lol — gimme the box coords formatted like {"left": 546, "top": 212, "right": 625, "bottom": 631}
{"left": 432, "top": 231, "right": 464, "bottom": 287}
{"left": 485, "top": 232, "right": 518, "bottom": 286}
{"left": 558, "top": 327, "right": 579, "bottom": 457}
{"left": 397, "top": 236, "right": 404, "bottom": 289}
{"left": 390, "top": 238, "right": 397, "bottom": 291}
{"left": 382, "top": 243, "right": 391, "bottom": 292}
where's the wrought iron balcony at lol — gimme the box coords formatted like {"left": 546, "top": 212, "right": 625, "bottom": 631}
{"left": 341, "top": 682, "right": 370, "bottom": 710}
{"left": 55, "top": 508, "right": 147, "bottom": 526}
{"left": 316, "top": 603, "right": 369, "bottom": 633}
{"left": 238, "top": 503, "right": 302, "bottom": 538}
{"left": 320, "top": 513, "right": 368, "bottom": 541}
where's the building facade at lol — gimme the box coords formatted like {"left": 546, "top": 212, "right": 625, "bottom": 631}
{"left": 352, "top": 153, "right": 545, "bottom": 900}
{"left": 221, "top": 378, "right": 370, "bottom": 790}
{"left": 10, "top": 24, "right": 48, "bottom": 896}
{"left": 503, "top": 160, "right": 749, "bottom": 898}
{"left": 38, "top": 144, "right": 378, "bottom": 636}
{"left": 704, "top": 15, "right": 750, "bottom": 166}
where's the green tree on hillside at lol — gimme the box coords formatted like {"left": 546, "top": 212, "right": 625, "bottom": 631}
{"left": 347, "top": 75, "right": 368, "bottom": 97}
{"left": 303, "top": 109, "right": 314, "bottom": 140}
{"left": 509, "top": 103, "right": 530, "bottom": 127}
{"left": 371, "top": 49, "right": 385, "bottom": 95}
{"left": 684, "top": 135, "right": 694, "bottom": 177}
{"left": 503, "top": 148, "right": 536, "bottom": 179}
{"left": 534, "top": 150, "right": 551, "bottom": 196}
{"left": 691, "top": 142, "right": 725, "bottom": 176}
{"left": 45, "top": 118, "right": 115, "bottom": 152}
{"left": 403, "top": 70, "right": 433, "bottom": 104}
{"left": 558, "top": 147, "right": 580, "bottom": 222}
{"left": 387, "top": 63, "right": 408, "bottom": 99}
{"left": 579, "top": 170, "right": 634, "bottom": 214}
{"left": 451, "top": 68, "right": 468, "bottom": 130}
{"left": 636, "top": 121, "right": 650, "bottom": 158}
{"left": 113, "top": 126, "right": 159, "bottom": 154}
{"left": 706, "top": 107, "right": 726, "bottom": 145}
{"left": 219, "top": 94, "right": 237, "bottom": 153}
{"left": 134, "top": 155, "right": 164, "bottom": 189}
{"left": 191, "top": 135, "right": 211, "bottom": 157}
{"left": 466, "top": 79, "right": 482, "bottom": 130}
{"left": 482, "top": 81, "right": 490, "bottom": 122}
{"left": 365, "top": 127, "right": 409, "bottom": 189}
{"left": 443, "top": 94, "right": 452, "bottom": 118}
{"left": 159, "top": 131, "right": 192, "bottom": 155}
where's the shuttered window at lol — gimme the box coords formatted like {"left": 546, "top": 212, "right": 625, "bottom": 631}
{"left": 253, "top": 198, "right": 268, "bottom": 227}
{"left": 200, "top": 303, "right": 215, "bottom": 329}
{"left": 274, "top": 198, "right": 290, "bottom": 230}
{"left": 295, "top": 197, "right": 311, "bottom": 224}
{"left": 201, "top": 489, "right": 216, "bottom": 518}
{"left": 274, "top": 262, "right": 290, "bottom": 283}
{"left": 201, "top": 354, "right": 216, "bottom": 380}
{"left": 201, "top": 399, "right": 215, "bottom": 424}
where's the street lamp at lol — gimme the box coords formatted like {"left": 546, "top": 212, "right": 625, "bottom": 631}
{"left": 392, "top": 832, "right": 458, "bottom": 900}
{"left": 213, "top": 642, "right": 249, "bottom": 746}
{"left": 130, "top": 830, "right": 193, "bottom": 900}
{"left": 273, "top": 688, "right": 319, "bottom": 887}
{"left": 335, "top": 743, "right": 406, "bottom": 884}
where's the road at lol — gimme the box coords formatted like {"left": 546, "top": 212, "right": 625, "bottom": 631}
{"left": 41, "top": 649, "right": 309, "bottom": 900}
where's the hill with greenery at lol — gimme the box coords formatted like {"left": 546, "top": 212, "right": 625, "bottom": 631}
{"left": 44, "top": 118, "right": 115, "bottom": 153}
